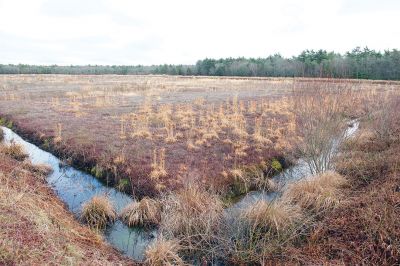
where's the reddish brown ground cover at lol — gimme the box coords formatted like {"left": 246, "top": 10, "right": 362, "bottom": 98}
{"left": 0, "top": 75, "right": 398, "bottom": 198}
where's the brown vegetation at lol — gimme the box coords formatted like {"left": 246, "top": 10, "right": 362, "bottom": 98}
{"left": 142, "top": 82, "right": 400, "bottom": 265}
{"left": 145, "top": 237, "right": 185, "bottom": 266}
{"left": 119, "top": 197, "right": 161, "bottom": 228}
{"left": 0, "top": 143, "right": 28, "bottom": 161}
{"left": 240, "top": 199, "right": 302, "bottom": 234}
{"left": 218, "top": 198, "right": 305, "bottom": 265}
{"left": 81, "top": 195, "right": 116, "bottom": 230}
{"left": 21, "top": 161, "right": 53, "bottom": 176}
{"left": 158, "top": 184, "right": 224, "bottom": 259}
{"left": 283, "top": 171, "right": 347, "bottom": 213}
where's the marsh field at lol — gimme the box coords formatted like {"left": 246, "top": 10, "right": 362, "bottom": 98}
{"left": 1, "top": 75, "right": 400, "bottom": 265}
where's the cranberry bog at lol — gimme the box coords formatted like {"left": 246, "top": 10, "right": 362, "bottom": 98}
{"left": 0, "top": 75, "right": 397, "bottom": 198}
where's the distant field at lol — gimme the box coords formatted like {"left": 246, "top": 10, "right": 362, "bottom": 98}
{"left": 0, "top": 75, "right": 397, "bottom": 197}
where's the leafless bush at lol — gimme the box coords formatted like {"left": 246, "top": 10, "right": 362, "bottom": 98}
{"left": 294, "top": 86, "right": 349, "bottom": 174}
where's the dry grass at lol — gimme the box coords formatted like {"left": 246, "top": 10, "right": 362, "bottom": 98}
{"left": 240, "top": 199, "right": 302, "bottom": 234}
{"left": 0, "top": 143, "right": 28, "bottom": 161}
{"left": 336, "top": 118, "right": 398, "bottom": 185}
{"left": 145, "top": 237, "right": 185, "bottom": 266}
{"left": 159, "top": 184, "right": 223, "bottom": 258}
{"left": 283, "top": 171, "right": 347, "bottom": 213}
{"left": 223, "top": 198, "right": 305, "bottom": 264}
{"left": 21, "top": 161, "right": 53, "bottom": 176}
{"left": 119, "top": 197, "right": 161, "bottom": 228}
{"left": 0, "top": 147, "right": 134, "bottom": 265}
{"left": 226, "top": 163, "right": 279, "bottom": 197}
{"left": 81, "top": 195, "right": 116, "bottom": 230}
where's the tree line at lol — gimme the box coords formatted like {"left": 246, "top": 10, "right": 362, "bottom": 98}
{"left": 1, "top": 47, "right": 399, "bottom": 80}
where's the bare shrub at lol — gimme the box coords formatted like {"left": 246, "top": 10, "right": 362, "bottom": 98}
{"left": 294, "top": 87, "right": 348, "bottom": 174}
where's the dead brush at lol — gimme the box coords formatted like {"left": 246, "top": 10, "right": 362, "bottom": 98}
{"left": 283, "top": 171, "right": 347, "bottom": 213}
{"left": 159, "top": 184, "right": 223, "bottom": 258}
{"left": 81, "top": 195, "right": 116, "bottom": 230}
{"left": 0, "top": 127, "right": 3, "bottom": 142}
{"left": 0, "top": 143, "right": 28, "bottom": 161}
{"left": 119, "top": 197, "right": 161, "bottom": 228}
{"left": 145, "top": 237, "right": 185, "bottom": 266}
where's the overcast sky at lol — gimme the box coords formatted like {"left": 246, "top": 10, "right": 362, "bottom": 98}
{"left": 0, "top": 0, "right": 399, "bottom": 65}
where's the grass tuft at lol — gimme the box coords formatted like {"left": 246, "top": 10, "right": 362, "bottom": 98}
{"left": 81, "top": 195, "right": 116, "bottom": 230}
{"left": 159, "top": 184, "right": 223, "bottom": 257}
{"left": 0, "top": 143, "right": 28, "bottom": 161}
{"left": 22, "top": 162, "right": 53, "bottom": 176}
{"left": 225, "top": 199, "right": 304, "bottom": 264}
{"left": 241, "top": 199, "right": 302, "bottom": 233}
{"left": 145, "top": 237, "right": 185, "bottom": 266}
{"left": 283, "top": 171, "right": 347, "bottom": 213}
{"left": 119, "top": 197, "right": 161, "bottom": 228}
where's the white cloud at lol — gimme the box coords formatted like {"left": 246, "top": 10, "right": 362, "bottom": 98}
{"left": 0, "top": 0, "right": 399, "bottom": 65}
